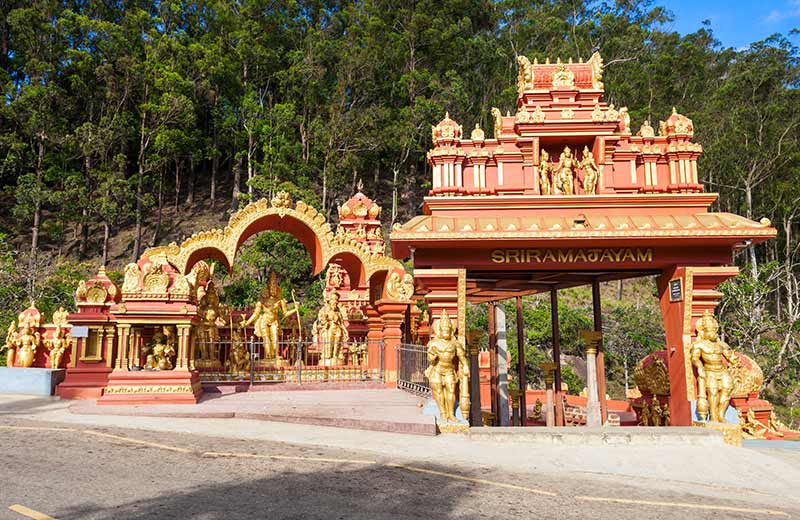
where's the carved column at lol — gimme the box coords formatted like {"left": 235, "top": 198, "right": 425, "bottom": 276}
{"left": 365, "top": 307, "right": 384, "bottom": 375}
{"left": 582, "top": 331, "right": 602, "bottom": 427}
{"left": 541, "top": 362, "right": 555, "bottom": 427}
{"left": 176, "top": 324, "right": 192, "bottom": 371}
{"left": 115, "top": 324, "right": 131, "bottom": 370}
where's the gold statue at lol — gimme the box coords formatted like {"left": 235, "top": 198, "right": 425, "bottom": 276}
{"left": 45, "top": 307, "right": 71, "bottom": 369}
{"left": 147, "top": 326, "right": 177, "bottom": 370}
{"left": 225, "top": 328, "right": 250, "bottom": 374}
{"left": 691, "top": 311, "right": 736, "bottom": 422}
{"left": 580, "top": 146, "right": 599, "bottom": 194}
{"left": 1, "top": 321, "right": 16, "bottom": 367}
{"left": 490, "top": 107, "right": 502, "bottom": 139}
{"left": 552, "top": 64, "right": 575, "bottom": 88}
{"left": 197, "top": 283, "right": 224, "bottom": 366}
{"left": 739, "top": 408, "right": 767, "bottom": 439}
{"left": 638, "top": 120, "right": 655, "bottom": 138}
{"left": 662, "top": 403, "right": 670, "bottom": 426}
{"left": 539, "top": 150, "right": 552, "bottom": 195}
{"left": 313, "top": 291, "right": 349, "bottom": 366}
{"left": 639, "top": 401, "right": 651, "bottom": 426}
{"left": 241, "top": 271, "right": 297, "bottom": 360}
{"left": 554, "top": 146, "right": 578, "bottom": 195}
{"left": 651, "top": 396, "right": 662, "bottom": 427}
{"left": 14, "top": 311, "right": 42, "bottom": 368}
{"left": 516, "top": 55, "right": 534, "bottom": 93}
{"left": 425, "top": 311, "right": 470, "bottom": 422}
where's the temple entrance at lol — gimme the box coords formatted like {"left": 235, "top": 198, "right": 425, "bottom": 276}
{"left": 57, "top": 191, "right": 412, "bottom": 403}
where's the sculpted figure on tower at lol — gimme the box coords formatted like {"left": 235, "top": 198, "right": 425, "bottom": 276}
{"left": 539, "top": 150, "right": 552, "bottom": 195}
{"left": 554, "top": 146, "right": 578, "bottom": 195}
{"left": 425, "top": 311, "right": 470, "bottom": 422}
{"left": 241, "top": 271, "right": 297, "bottom": 360}
{"left": 691, "top": 310, "right": 736, "bottom": 422}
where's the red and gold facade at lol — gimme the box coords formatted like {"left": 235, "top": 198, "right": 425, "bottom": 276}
{"left": 391, "top": 53, "right": 777, "bottom": 427}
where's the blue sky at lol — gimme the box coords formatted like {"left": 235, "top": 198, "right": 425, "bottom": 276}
{"left": 662, "top": 0, "right": 800, "bottom": 48}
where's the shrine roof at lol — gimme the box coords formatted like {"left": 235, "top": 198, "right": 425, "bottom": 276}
{"left": 391, "top": 210, "right": 774, "bottom": 251}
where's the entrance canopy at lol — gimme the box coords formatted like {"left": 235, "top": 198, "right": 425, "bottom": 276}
{"left": 389, "top": 52, "right": 776, "bottom": 427}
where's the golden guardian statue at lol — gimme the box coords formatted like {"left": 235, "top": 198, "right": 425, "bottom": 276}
{"left": 425, "top": 311, "right": 470, "bottom": 422}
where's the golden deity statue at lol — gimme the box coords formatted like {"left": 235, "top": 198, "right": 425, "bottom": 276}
{"left": 580, "top": 146, "right": 599, "bottom": 194}
{"left": 554, "top": 146, "right": 578, "bottom": 195}
{"left": 1, "top": 321, "right": 16, "bottom": 367}
{"left": 45, "top": 307, "right": 71, "bottom": 369}
{"left": 425, "top": 311, "right": 470, "bottom": 422}
{"left": 146, "top": 326, "right": 177, "bottom": 370}
{"left": 691, "top": 310, "right": 736, "bottom": 422}
{"left": 197, "top": 283, "right": 224, "bottom": 365}
{"left": 241, "top": 271, "right": 298, "bottom": 360}
{"left": 225, "top": 328, "right": 250, "bottom": 374}
{"left": 14, "top": 311, "right": 42, "bottom": 368}
{"left": 539, "top": 150, "right": 552, "bottom": 195}
{"left": 313, "top": 291, "right": 349, "bottom": 366}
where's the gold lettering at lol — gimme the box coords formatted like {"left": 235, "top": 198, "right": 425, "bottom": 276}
{"left": 613, "top": 249, "right": 624, "bottom": 262}
{"left": 531, "top": 249, "right": 542, "bottom": 262}
{"left": 507, "top": 249, "right": 521, "bottom": 263}
{"left": 621, "top": 249, "right": 635, "bottom": 262}
{"left": 637, "top": 248, "right": 653, "bottom": 262}
{"left": 557, "top": 249, "right": 572, "bottom": 262}
{"left": 543, "top": 250, "right": 556, "bottom": 262}
{"left": 574, "top": 249, "right": 587, "bottom": 262}
{"left": 491, "top": 250, "right": 506, "bottom": 263}
{"left": 587, "top": 248, "right": 600, "bottom": 262}
{"left": 600, "top": 249, "right": 615, "bottom": 262}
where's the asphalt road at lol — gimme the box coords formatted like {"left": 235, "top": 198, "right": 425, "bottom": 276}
{"left": 1, "top": 416, "right": 797, "bottom": 520}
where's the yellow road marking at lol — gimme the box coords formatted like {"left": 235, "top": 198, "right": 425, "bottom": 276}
{"left": 575, "top": 496, "right": 788, "bottom": 516}
{"left": 8, "top": 504, "right": 57, "bottom": 520}
{"left": 0, "top": 426, "right": 76, "bottom": 432}
{"left": 82, "top": 430, "right": 192, "bottom": 453}
{"left": 202, "top": 451, "right": 377, "bottom": 465}
{"left": 385, "top": 463, "right": 558, "bottom": 496}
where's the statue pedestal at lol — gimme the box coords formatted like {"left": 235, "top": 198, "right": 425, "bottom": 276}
{"left": 97, "top": 370, "right": 202, "bottom": 405}
{"left": 0, "top": 367, "right": 65, "bottom": 396}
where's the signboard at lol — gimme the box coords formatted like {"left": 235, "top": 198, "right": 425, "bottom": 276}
{"left": 70, "top": 326, "right": 89, "bottom": 338}
{"left": 490, "top": 247, "right": 653, "bottom": 265}
{"left": 669, "top": 279, "right": 683, "bottom": 302}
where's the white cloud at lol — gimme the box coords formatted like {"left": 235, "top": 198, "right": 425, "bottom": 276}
{"left": 762, "top": 0, "right": 800, "bottom": 23}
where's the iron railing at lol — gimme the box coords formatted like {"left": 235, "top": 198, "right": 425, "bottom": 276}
{"left": 396, "top": 343, "right": 431, "bottom": 397}
{"left": 194, "top": 338, "right": 383, "bottom": 385}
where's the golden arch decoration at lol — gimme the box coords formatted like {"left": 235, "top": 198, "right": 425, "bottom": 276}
{"left": 142, "top": 192, "right": 407, "bottom": 291}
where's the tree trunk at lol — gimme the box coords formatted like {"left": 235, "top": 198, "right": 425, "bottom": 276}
{"left": 152, "top": 169, "right": 164, "bottom": 245}
{"left": 28, "top": 136, "right": 45, "bottom": 298}
{"left": 186, "top": 154, "right": 196, "bottom": 206}
{"left": 134, "top": 106, "right": 147, "bottom": 261}
{"left": 102, "top": 220, "right": 110, "bottom": 266}
{"left": 174, "top": 158, "right": 181, "bottom": 213}
{"left": 231, "top": 152, "right": 242, "bottom": 212}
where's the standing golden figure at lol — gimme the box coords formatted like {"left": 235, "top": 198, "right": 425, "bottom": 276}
{"left": 691, "top": 310, "right": 736, "bottom": 422}
{"left": 14, "top": 310, "right": 42, "bottom": 368}
{"left": 1, "top": 322, "right": 16, "bottom": 367}
{"left": 539, "top": 150, "right": 552, "bottom": 195}
{"left": 46, "top": 307, "right": 71, "bottom": 369}
{"left": 554, "top": 146, "right": 578, "bottom": 195}
{"left": 425, "top": 311, "right": 470, "bottom": 422}
{"left": 580, "top": 146, "right": 599, "bottom": 194}
{"left": 313, "top": 291, "right": 349, "bottom": 366}
{"left": 241, "top": 271, "right": 298, "bottom": 360}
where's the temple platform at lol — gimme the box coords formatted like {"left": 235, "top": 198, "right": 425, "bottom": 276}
{"left": 0, "top": 367, "right": 65, "bottom": 396}
{"left": 69, "top": 388, "right": 437, "bottom": 436}
{"left": 466, "top": 426, "right": 727, "bottom": 446}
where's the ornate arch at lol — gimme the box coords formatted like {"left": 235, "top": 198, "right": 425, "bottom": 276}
{"left": 142, "top": 191, "right": 408, "bottom": 291}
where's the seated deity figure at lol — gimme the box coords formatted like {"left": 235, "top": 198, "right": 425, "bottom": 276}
{"left": 313, "top": 291, "right": 349, "bottom": 365}
{"left": 691, "top": 311, "right": 737, "bottom": 422}
{"left": 539, "top": 150, "right": 552, "bottom": 195}
{"left": 241, "top": 271, "right": 297, "bottom": 360}
{"left": 554, "top": 146, "right": 578, "bottom": 195}
{"left": 146, "top": 326, "right": 177, "bottom": 370}
{"left": 425, "top": 311, "right": 470, "bottom": 422}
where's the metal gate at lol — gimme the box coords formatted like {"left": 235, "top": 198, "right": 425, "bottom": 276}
{"left": 195, "top": 338, "right": 384, "bottom": 385}
{"left": 396, "top": 343, "right": 431, "bottom": 397}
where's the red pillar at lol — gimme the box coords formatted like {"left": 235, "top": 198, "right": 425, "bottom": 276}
{"left": 657, "top": 265, "right": 739, "bottom": 426}
{"left": 376, "top": 301, "right": 408, "bottom": 387}
{"left": 592, "top": 279, "right": 608, "bottom": 424}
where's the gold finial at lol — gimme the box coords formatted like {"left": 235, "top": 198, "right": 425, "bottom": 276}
{"left": 533, "top": 57, "right": 538, "bottom": 65}
{"left": 568, "top": 57, "right": 573, "bottom": 64}
{"left": 672, "top": 106, "right": 678, "bottom": 115}
{"left": 545, "top": 57, "right": 550, "bottom": 64}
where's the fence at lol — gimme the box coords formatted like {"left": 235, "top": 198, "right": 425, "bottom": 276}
{"left": 194, "top": 338, "right": 383, "bottom": 385}
{"left": 396, "top": 343, "right": 431, "bottom": 397}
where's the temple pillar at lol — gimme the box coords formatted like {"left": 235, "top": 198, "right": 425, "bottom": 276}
{"left": 550, "top": 289, "right": 565, "bottom": 426}
{"left": 515, "top": 296, "right": 527, "bottom": 425}
{"left": 176, "top": 324, "right": 192, "bottom": 370}
{"left": 541, "top": 362, "right": 556, "bottom": 427}
{"left": 657, "top": 265, "right": 739, "bottom": 426}
{"left": 115, "top": 324, "right": 131, "bottom": 370}
{"left": 582, "top": 331, "right": 602, "bottom": 427}
{"left": 365, "top": 307, "right": 384, "bottom": 375}
{"left": 376, "top": 301, "right": 408, "bottom": 386}
{"left": 494, "top": 303, "right": 510, "bottom": 426}
{"left": 592, "top": 280, "right": 608, "bottom": 424}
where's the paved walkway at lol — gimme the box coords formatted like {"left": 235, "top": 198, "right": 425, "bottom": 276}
{"left": 2, "top": 393, "right": 800, "bottom": 505}
{"left": 71, "top": 388, "right": 436, "bottom": 435}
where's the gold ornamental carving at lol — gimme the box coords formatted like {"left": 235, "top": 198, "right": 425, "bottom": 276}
{"left": 729, "top": 352, "right": 764, "bottom": 398}
{"left": 45, "top": 307, "right": 71, "bottom": 369}
{"left": 142, "top": 264, "right": 170, "bottom": 294}
{"left": 588, "top": 51, "right": 603, "bottom": 90}
{"left": 516, "top": 55, "right": 534, "bottom": 93}
{"left": 552, "top": 64, "right": 575, "bottom": 88}
{"left": 385, "top": 272, "right": 414, "bottom": 301}
{"left": 638, "top": 120, "right": 655, "bottom": 138}
{"left": 633, "top": 356, "right": 670, "bottom": 396}
{"left": 104, "top": 383, "right": 201, "bottom": 395}
{"left": 470, "top": 123, "right": 485, "bottom": 141}
{"left": 491, "top": 107, "right": 502, "bottom": 139}
{"left": 122, "top": 263, "right": 142, "bottom": 293}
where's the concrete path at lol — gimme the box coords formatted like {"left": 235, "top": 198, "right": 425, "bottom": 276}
{"left": 71, "top": 388, "right": 436, "bottom": 435}
{"left": 2, "top": 393, "right": 800, "bottom": 507}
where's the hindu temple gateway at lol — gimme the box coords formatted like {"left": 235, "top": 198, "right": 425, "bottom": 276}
{"left": 2, "top": 53, "right": 795, "bottom": 441}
